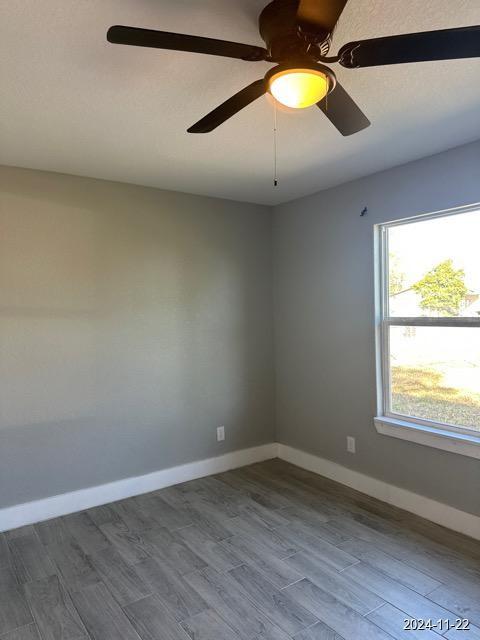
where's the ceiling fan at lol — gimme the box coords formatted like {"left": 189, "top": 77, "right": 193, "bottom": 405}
{"left": 107, "top": 0, "right": 480, "bottom": 136}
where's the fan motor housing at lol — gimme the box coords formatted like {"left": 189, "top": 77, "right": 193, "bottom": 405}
{"left": 259, "top": 0, "right": 331, "bottom": 62}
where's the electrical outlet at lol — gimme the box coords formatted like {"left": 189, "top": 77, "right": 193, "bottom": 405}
{"left": 217, "top": 426, "right": 225, "bottom": 442}
{"left": 347, "top": 436, "right": 356, "bottom": 454}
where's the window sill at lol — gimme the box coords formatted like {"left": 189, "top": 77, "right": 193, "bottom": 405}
{"left": 374, "top": 416, "right": 480, "bottom": 459}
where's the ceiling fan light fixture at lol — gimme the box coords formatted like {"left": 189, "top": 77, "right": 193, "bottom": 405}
{"left": 267, "top": 66, "right": 332, "bottom": 109}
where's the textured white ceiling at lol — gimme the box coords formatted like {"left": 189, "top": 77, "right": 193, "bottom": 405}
{"left": 1, "top": 0, "right": 480, "bottom": 205}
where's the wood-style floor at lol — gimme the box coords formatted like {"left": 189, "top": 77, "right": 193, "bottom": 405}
{"left": 1, "top": 459, "right": 479, "bottom": 640}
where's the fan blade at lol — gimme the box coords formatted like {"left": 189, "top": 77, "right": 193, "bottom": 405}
{"left": 107, "top": 26, "right": 267, "bottom": 61}
{"left": 317, "top": 83, "right": 370, "bottom": 136}
{"left": 188, "top": 79, "right": 266, "bottom": 133}
{"left": 338, "top": 25, "right": 480, "bottom": 68}
{"left": 297, "top": 0, "right": 349, "bottom": 33}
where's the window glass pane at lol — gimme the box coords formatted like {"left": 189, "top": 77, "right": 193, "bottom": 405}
{"left": 388, "top": 211, "right": 480, "bottom": 318}
{"left": 389, "top": 326, "right": 480, "bottom": 431}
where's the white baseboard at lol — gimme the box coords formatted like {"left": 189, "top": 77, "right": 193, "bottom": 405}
{"left": 0, "top": 443, "right": 278, "bottom": 533}
{"left": 2, "top": 441, "right": 478, "bottom": 541}
{"left": 277, "top": 444, "right": 480, "bottom": 541}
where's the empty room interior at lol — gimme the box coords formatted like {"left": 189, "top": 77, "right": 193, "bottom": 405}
{"left": 1, "top": 1, "right": 480, "bottom": 639}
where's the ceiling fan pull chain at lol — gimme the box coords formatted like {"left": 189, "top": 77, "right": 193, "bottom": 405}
{"left": 273, "top": 101, "right": 278, "bottom": 187}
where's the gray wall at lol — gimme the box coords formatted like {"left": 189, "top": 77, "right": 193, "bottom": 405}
{"left": 2, "top": 141, "right": 479, "bottom": 516}
{"left": 0, "top": 166, "right": 274, "bottom": 508}
{"left": 274, "top": 140, "right": 480, "bottom": 516}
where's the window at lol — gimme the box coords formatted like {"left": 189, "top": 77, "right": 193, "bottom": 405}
{"left": 375, "top": 205, "right": 480, "bottom": 457}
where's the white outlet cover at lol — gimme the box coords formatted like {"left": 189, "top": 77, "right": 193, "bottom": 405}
{"left": 217, "top": 426, "right": 225, "bottom": 442}
{"left": 347, "top": 437, "right": 356, "bottom": 454}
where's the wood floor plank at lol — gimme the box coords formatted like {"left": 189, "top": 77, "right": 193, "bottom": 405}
{"left": 281, "top": 503, "right": 331, "bottom": 528}
{"left": 100, "top": 521, "right": 154, "bottom": 565}
{"left": 136, "top": 495, "right": 192, "bottom": 532}
{"left": 329, "top": 517, "right": 480, "bottom": 588}
{"left": 282, "top": 505, "right": 351, "bottom": 546}
{"left": 216, "top": 471, "right": 293, "bottom": 510}
{"left": 124, "top": 593, "right": 190, "bottom": 640}
{"left": 342, "top": 562, "right": 460, "bottom": 626}
{"left": 86, "top": 504, "right": 120, "bottom": 527}
{"left": 349, "top": 509, "right": 404, "bottom": 536}
{"left": 88, "top": 546, "right": 151, "bottom": 606}
{"left": 276, "top": 523, "right": 358, "bottom": 570}
{"left": 113, "top": 499, "right": 156, "bottom": 532}
{"left": 413, "top": 563, "right": 480, "bottom": 599}
{"left": 286, "top": 552, "right": 384, "bottom": 615}
{"left": 404, "top": 519, "right": 480, "bottom": 562}
{"left": 391, "top": 531, "right": 480, "bottom": 584}
{"left": 44, "top": 537, "right": 100, "bottom": 592}
{"left": 162, "top": 479, "right": 242, "bottom": 535}
{"left": 426, "top": 583, "right": 480, "bottom": 627}
{"left": 197, "top": 474, "right": 242, "bottom": 494}
{"left": 228, "top": 563, "right": 317, "bottom": 636}
{"left": 367, "top": 603, "right": 442, "bottom": 640}
{"left": 178, "top": 525, "right": 242, "bottom": 573}
{"left": 0, "top": 624, "right": 41, "bottom": 640}
{"left": 266, "top": 461, "right": 349, "bottom": 500}
{"left": 311, "top": 521, "right": 353, "bottom": 546}
{"left": 193, "top": 489, "right": 242, "bottom": 520}
{"left": 35, "top": 519, "right": 70, "bottom": 547}
{"left": 191, "top": 475, "right": 244, "bottom": 500}
{"left": 0, "top": 534, "right": 12, "bottom": 569}
{"left": 175, "top": 502, "right": 232, "bottom": 543}
{"left": 181, "top": 609, "right": 239, "bottom": 640}
{"left": 286, "top": 579, "right": 392, "bottom": 640}
{"left": 0, "top": 567, "right": 19, "bottom": 591}
{"left": 224, "top": 515, "right": 299, "bottom": 558}
{"left": 241, "top": 467, "right": 346, "bottom": 519}
{"left": 392, "top": 529, "right": 480, "bottom": 578}
{"left": 184, "top": 566, "right": 282, "bottom": 640}
{"left": 9, "top": 534, "right": 57, "bottom": 584}
{"left": 293, "top": 621, "right": 344, "bottom": 640}
{"left": 235, "top": 468, "right": 314, "bottom": 508}
{"left": 157, "top": 487, "right": 190, "bottom": 511}
{"left": 71, "top": 582, "right": 141, "bottom": 640}
{"left": 445, "top": 623, "right": 480, "bottom": 639}
{"left": 63, "top": 512, "right": 111, "bottom": 555}
{"left": 24, "top": 575, "right": 86, "bottom": 640}
{"left": 188, "top": 496, "right": 239, "bottom": 526}
{"left": 338, "top": 538, "right": 442, "bottom": 595}
{"left": 135, "top": 557, "right": 208, "bottom": 622}
{"left": 309, "top": 516, "right": 389, "bottom": 549}
{"left": 393, "top": 524, "right": 480, "bottom": 562}
{"left": 142, "top": 528, "right": 207, "bottom": 576}
{"left": 250, "top": 619, "right": 292, "bottom": 640}
{"left": 221, "top": 535, "right": 303, "bottom": 589}
{"left": 172, "top": 478, "right": 209, "bottom": 498}
{"left": 0, "top": 587, "right": 33, "bottom": 636}
{"left": 281, "top": 513, "right": 351, "bottom": 546}
{"left": 237, "top": 499, "right": 290, "bottom": 530}
{"left": 4, "top": 527, "right": 37, "bottom": 541}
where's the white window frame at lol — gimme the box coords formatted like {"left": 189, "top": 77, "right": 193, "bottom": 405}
{"left": 374, "top": 203, "right": 480, "bottom": 459}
